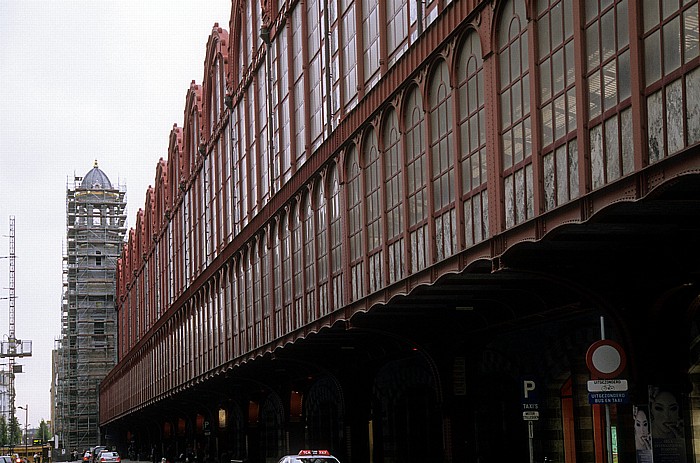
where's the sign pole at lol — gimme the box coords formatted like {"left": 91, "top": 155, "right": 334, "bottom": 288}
{"left": 528, "top": 421, "right": 534, "bottom": 463}
{"left": 600, "top": 316, "right": 614, "bottom": 463}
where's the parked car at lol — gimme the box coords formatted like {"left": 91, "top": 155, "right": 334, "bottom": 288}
{"left": 0, "top": 455, "right": 14, "bottom": 463}
{"left": 97, "top": 453, "right": 120, "bottom": 463}
{"left": 91, "top": 448, "right": 108, "bottom": 463}
{"left": 277, "top": 450, "right": 340, "bottom": 463}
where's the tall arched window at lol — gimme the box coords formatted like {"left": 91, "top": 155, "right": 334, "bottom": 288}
{"left": 499, "top": 0, "right": 534, "bottom": 229}
{"left": 280, "top": 212, "right": 293, "bottom": 334}
{"left": 261, "top": 233, "right": 271, "bottom": 343}
{"left": 364, "top": 128, "right": 383, "bottom": 292}
{"left": 272, "top": 220, "right": 282, "bottom": 338}
{"left": 644, "top": 0, "right": 700, "bottom": 162}
{"left": 328, "top": 165, "right": 343, "bottom": 310}
{"left": 585, "top": 0, "right": 633, "bottom": 188}
{"left": 456, "top": 31, "right": 488, "bottom": 246}
{"left": 537, "top": 0, "right": 579, "bottom": 210}
{"left": 382, "top": 109, "right": 404, "bottom": 284}
{"left": 429, "top": 60, "right": 456, "bottom": 261}
{"left": 405, "top": 86, "right": 428, "bottom": 273}
{"left": 347, "top": 145, "right": 364, "bottom": 300}
{"left": 291, "top": 202, "right": 304, "bottom": 329}
{"left": 302, "top": 193, "right": 316, "bottom": 322}
{"left": 315, "top": 180, "right": 329, "bottom": 315}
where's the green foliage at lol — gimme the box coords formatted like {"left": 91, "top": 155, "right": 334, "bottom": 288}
{"left": 0, "top": 415, "right": 8, "bottom": 447}
{"left": 9, "top": 416, "right": 21, "bottom": 446}
{"left": 35, "top": 420, "right": 50, "bottom": 443}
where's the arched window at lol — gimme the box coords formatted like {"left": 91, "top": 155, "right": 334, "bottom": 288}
{"left": 328, "top": 165, "right": 343, "bottom": 309}
{"left": 302, "top": 193, "right": 316, "bottom": 322}
{"left": 537, "top": 0, "right": 579, "bottom": 210}
{"left": 499, "top": 0, "right": 534, "bottom": 229}
{"left": 280, "top": 212, "right": 293, "bottom": 335}
{"left": 291, "top": 202, "right": 303, "bottom": 328}
{"left": 404, "top": 86, "right": 428, "bottom": 273}
{"left": 364, "top": 128, "right": 383, "bottom": 292}
{"left": 585, "top": 0, "right": 633, "bottom": 188}
{"left": 382, "top": 109, "right": 404, "bottom": 284}
{"left": 260, "top": 233, "right": 271, "bottom": 343}
{"left": 347, "top": 145, "right": 364, "bottom": 300}
{"left": 428, "top": 60, "right": 456, "bottom": 261}
{"left": 272, "top": 220, "right": 282, "bottom": 338}
{"left": 457, "top": 31, "right": 488, "bottom": 247}
{"left": 315, "top": 179, "right": 329, "bottom": 315}
{"left": 643, "top": 0, "right": 700, "bottom": 162}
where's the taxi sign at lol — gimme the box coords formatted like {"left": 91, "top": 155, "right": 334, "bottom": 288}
{"left": 298, "top": 451, "right": 331, "bottom": 456}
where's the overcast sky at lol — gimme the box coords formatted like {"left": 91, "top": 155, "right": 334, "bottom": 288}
{"left": 0, "top": 0, "right": 231, "bottom": 428}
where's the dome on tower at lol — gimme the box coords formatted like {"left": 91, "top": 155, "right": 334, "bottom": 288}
{"left": 81, "top": 160, "right": 113, "bottom": 189}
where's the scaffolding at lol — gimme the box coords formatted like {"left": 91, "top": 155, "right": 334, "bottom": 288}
{"left": 54, "top": 167, "right": 126, "bottom": 452}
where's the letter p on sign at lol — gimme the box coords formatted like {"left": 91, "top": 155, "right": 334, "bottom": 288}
{"left": 523, "top": 380, "right": 536, "bottom": 399}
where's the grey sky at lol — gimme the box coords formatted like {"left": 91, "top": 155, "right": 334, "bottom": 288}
{"left": 0, "top": 0, "right": 231, "bottom": 428}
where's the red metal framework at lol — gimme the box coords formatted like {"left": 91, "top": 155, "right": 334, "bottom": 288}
{"left": 102, "top": 0, "right": 700, "bottom": 440}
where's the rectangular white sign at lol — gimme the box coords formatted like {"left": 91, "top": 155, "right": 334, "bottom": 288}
{"left": 587, "top": 379, "right": 628, "bottom": 392}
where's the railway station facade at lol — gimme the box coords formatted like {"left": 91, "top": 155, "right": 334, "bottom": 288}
{"left": 99, "top": 1, "right": 700, "bottom": 462}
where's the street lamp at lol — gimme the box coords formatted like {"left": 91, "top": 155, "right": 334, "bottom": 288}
{"left": 17, "top": 405, "right": 27, "bottom": 462}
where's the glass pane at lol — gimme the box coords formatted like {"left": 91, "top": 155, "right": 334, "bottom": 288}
{"left": 617, "top": 0, "right": 629, "bottom": 48}
{"left": 538, "top": 14, "right": 551, "bottom": 60}
{"left": 568, "top": 139, "right": 579, "bottom": 198}
{"left": 515, "top": 168, "right": 525, "bottom": 223}
{"left": 618, "top": 50, "right": 631, "bottom": 101}
{"left": 687, "top": 67, "right": 700, "bottom": 146}
{"left": 645, "top": 31, "right": 662, "bottom": 84}
{"left": 646, "top": 90, "right": 664, "bottom": 163}
{"left": 566, "top": 41, "right": 575, "bottom": 86}
{"left": 621, "top": 108, "right": 634, "bottom": 175}
{"left": 564, "top": 0, "right": 573, "bottom": 39}
{"left": 590, "top": 124, "right": 604, "bottom": 188}
{"left": 666, "top": 78, "right": 684, "bottom": 154}
{"left": 555, "top": 94, "right": 567, "bottom": 140}
{"left": 553, "top": 48, "right": 565, "bottom": 94}
{"left": 567, "top": 87, "right": 577, "bottom": 132}
{"left": 552, "top": 3, "right": 563, "bottom": 46}
{"left": 586, "top": 23, "right": 600, "bottom": 71}
{"left": 663, "top": 17, "right": 682, "bottom": 73}
{"left": 605, "top": 116, "right": 620, "bottom": 182}
{"left": 556, "top": 145, "right": 568, "bottom": 204}
{"left": 603, "top": 60, "right": 618, "bottom": 111}
{"left": 589, "top": 71, "right": 602, "bottom": 119}
{"left": 663, "top": 0, "right": 680, "bottom": 19}
{"left": 542, "top": 103, "right": 554, "bottom": 146}
{"left": 505, "top": 174, "right": 514, "bottom": 228}
{"left": 685, "top": 8, "right": 700, "bottom": 62}
{"left": 543, "top": 153, "right": 555, "bottom": 210}
{"left": 602, "top": 10, "right": 616, "bottom": 62}
{"left": 643, "top": 0, "right": 660, "bottom": 33}
{"left": 541, "top": 57, "right": 552, "bottom": 101}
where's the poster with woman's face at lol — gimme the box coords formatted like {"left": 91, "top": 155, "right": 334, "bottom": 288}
{"left": 648, "top": 386, "right": 687, "bottom": 463}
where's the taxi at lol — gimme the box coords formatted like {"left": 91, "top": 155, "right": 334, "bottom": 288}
{"left": 277, "top": 450, "right": 340, "bottom": 463}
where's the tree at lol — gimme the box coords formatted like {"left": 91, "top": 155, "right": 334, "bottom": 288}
{"left": 35, "top": 420, "right": 50, "bottom": 443}
{"left": 0, "top": 415, "right": 8, "bottom": 447}
{"left": 9, "top": 416, "right": 21, "bottom": 446}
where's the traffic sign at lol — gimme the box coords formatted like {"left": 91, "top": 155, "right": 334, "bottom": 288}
{"left": 586, "top": 339, "right": 627, "bottom": 379}
{"left": 522, "top": 411, "right": 539, "bottom": 421}
{"left": 587, "top": 379, "right": 628, "bottom": 392}
{"left": 588, "top": 391, "right": 629, "bottom": 404}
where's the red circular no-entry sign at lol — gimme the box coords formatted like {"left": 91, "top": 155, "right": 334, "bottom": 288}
{"left": 585, "top": 339, "right": 627, "bottom": 379}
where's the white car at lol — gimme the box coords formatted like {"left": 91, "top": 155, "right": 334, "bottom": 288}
{"left": 277, "top": 450, "right": 340, "bottom": 463}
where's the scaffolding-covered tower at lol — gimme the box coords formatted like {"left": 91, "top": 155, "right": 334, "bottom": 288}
{"left": 54, "top": 161, "right": 126, "bottom": 452}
